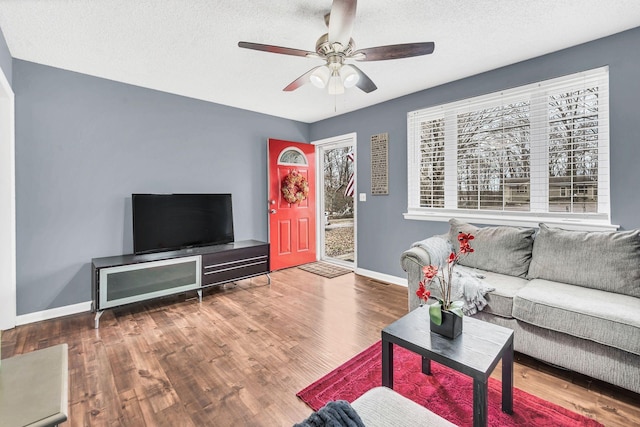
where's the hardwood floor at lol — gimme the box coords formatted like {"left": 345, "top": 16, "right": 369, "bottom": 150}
{"left": 2, "top": 268, "right": 639, "bottom": 426}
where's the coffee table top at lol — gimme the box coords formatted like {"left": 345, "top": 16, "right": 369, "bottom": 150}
{"left": 382, "top": 306, "right": 514, "bottom": 379}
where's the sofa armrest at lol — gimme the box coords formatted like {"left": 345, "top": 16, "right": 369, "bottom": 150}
{"left": 401, "top": 246, "right": 432, "bottom": 312}
{"left": 401, "top": 233, "right": 450, "bottom": 312}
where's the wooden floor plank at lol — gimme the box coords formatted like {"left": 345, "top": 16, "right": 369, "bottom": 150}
{"left": 1, "top": 268, "right": 638, "bottom": 426}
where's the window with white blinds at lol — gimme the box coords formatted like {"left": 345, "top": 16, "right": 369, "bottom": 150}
{"left": 406, "top": 67, "right": 613, "bottom": 230}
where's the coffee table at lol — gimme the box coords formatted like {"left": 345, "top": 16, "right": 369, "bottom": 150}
{"left": 382, "top": 307, "right": 514, "bottom": 427}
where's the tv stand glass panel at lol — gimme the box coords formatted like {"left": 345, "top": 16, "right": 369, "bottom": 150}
{"left": 99, "top": 255, "right": 201, "bottom": 309}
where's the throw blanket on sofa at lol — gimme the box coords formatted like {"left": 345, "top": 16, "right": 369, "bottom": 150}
{"left": 294, "top": 400, "right": 365, "bottom": 427}
{"left": 411, "top": 234, "right": 452, "bottom": 266}
{"left": 411, "top": 236, "right": 495, "bottom": 315}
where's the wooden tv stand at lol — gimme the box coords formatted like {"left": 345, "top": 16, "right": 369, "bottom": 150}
{"left": 91, "top": 240, "right": 270, "bottom": 328}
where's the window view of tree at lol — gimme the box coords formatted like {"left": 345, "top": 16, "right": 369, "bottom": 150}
{"left": 324, "top": 147, "right": 354, "bottom": 216}
{"left": 408, "top": 67, "right": 608, "bottom": 223}
{"left": 419, "top": 119, "right": 445, "bottom": 208}
{"left": 548, "top": 88, "right": 599, "bottom": 213}
{"left": 457, "top": 103, "right": 531, "bottom": 211}
{"left": 323, "top": 146, "right": 354, "bottom": 261}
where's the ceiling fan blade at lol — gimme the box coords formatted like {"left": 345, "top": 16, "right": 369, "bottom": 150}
{"left": 283, "top": 66, "right": 322, "bottom": 91}
{"left": 238, "top": 41, "right": 317, "bottom": 58}
{"left": 328, "top": 0, "right": 357, "bottom": 46}
{"left": 351, "top": 65, "right": 377, "bottom": 93}
{"left": 353, "top": 42, "right": 435, "bottom": 61}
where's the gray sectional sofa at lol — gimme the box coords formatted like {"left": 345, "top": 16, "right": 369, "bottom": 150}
{"left": 401, "top": 218, "right": 640, "bottom": 395}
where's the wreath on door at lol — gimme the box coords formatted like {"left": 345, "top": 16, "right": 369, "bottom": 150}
{"left": 281, "top": 170, "right": 309, "bottom": 204}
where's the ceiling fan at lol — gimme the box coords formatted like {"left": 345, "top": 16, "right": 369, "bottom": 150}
{"left": 238, "top": 0, "right": 435, "bottom": 94}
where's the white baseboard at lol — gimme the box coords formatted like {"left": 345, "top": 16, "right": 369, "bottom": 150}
{"left": 16, "top": 301, "right": 92, "bottom": 326}
{"left": 12, "top": 269, "right": 404, "bottom": 326}
{"left": 355, "top": 268, "right": 407, "bottom": 287}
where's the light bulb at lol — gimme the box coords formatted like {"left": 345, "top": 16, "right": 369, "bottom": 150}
{"left": 310, "top": 66, "right": 330, "bottom": 88}
{"left": 340, "top": 65, "right": 360, "bottom": 88}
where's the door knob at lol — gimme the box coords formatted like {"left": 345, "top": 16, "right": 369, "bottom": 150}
{"left": 269, "top": 209, "right": 277, "bottom": 214}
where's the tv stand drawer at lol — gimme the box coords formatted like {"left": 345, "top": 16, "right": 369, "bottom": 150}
{"left": 202, "top": 244, "right": 269, "bottom": 286}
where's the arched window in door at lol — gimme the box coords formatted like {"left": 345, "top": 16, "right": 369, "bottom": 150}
{"left": 278, "top": 148, "right": 308, "bottom": 166}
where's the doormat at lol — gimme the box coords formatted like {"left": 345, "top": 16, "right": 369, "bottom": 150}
{"left": 297, "top": 341, "right": 603, "bottom": 427}
{"left": 297, "top": 262, "right": 352, "bottom": 278}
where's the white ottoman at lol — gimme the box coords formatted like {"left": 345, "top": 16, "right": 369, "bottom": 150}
{"left": 351, "top": 387, "right": 456, "bottom": 427}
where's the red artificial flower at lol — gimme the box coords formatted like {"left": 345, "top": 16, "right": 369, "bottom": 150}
{"left": 422, "top": 265, "right": 438, "bottom": 279}
{"left": 416, "top": 282, "right": 431, "bottom": 302}
{"left": 459, "top": 242, "right": 475, "bottom": 254}
{"left": 418, "top": 232, "right": 475, "bottom": 317}
{"left": 458, "top": 233, "right": 475, "bottom": 254}
{"left": 457, "top": 232, "right": 474, "bottom": 244}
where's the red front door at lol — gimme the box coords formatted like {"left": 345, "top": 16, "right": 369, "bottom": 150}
{"left": 268, "top": 139, "right": 316, "bottom": 270}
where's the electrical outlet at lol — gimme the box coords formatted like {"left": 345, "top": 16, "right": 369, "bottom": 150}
{"left": 359, "top": 193, "right": 367, "bottom": 202}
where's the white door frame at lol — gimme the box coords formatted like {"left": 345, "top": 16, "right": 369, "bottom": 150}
{"left": 312, "top": 133, "right": 357, "bottom": 268}
{"left": 0, "top": 67, "right": 16, "bottom": 330}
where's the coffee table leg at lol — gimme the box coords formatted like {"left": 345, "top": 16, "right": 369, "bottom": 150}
{"left": 382, "top": 339, "right": 393, "bottom": 388}
{"left": 502, "top": 339, "right": 514, "bottom": 414}
{"left": 473, "top": 379, "right": 488, "bottom": 427}
{"left": 421, "top": 356, "right": 431, "bottom": 375}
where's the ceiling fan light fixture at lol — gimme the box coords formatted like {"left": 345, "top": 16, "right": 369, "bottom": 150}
{"left": 340, "top": 65, "right": 359, "bottom": 88}
{"left": 327, "top": 74, "right": 345, "bottom": 95}
{"left": 310, "top": 66, "right": 331, "bottom": 88}
{"left": 239, "top": 0, "right": 434, "bottom": 96}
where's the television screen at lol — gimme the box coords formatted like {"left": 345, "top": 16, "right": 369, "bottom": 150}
{"left": 132, "top": 194, "right": 234, "bottom": 255}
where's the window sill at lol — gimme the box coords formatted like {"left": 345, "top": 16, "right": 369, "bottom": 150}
{"left": 403, "top": 210, "right": 619, "bottom": 232}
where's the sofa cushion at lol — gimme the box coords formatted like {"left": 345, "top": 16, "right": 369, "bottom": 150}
{"left": 448, "top": 218, "right": 535, "bottom": 278}
{"left": 475, "top": 270, "right": 530, "bottom": 318}
{"left": 527, "top": 224, "right": 640, "bottom": 298}
{"left": 512, "top": 279, "right": 640, "bottom": 356}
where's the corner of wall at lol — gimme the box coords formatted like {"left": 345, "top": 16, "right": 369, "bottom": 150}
{"left": 0, "top": 26, "right": 12, "bottom": 87}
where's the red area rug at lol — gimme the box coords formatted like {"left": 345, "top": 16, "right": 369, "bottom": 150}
{"left": 297, "top": 341, "right": 603, "bottom": 427}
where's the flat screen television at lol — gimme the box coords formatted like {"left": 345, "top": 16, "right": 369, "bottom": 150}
{"left": 132, "top": 193, "right": 234, "bottom": 255}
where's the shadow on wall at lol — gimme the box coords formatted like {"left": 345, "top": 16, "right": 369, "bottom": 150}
{"left": 48, "top": 263, "right": 92, "bottom": 310}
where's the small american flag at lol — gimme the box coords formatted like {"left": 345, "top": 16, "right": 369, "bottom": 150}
{"left": 344, "top": 152, "right": 355, "bottom": 197}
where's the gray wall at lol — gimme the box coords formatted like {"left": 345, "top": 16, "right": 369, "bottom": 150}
{"left": 0, "top": 26, "right": 10, "bottom": 86}
{"left": 309, "top": 26, "right": 640, "bottom": 279}
{"left": 14, "top": 59, "right": 309, "bottom": 315}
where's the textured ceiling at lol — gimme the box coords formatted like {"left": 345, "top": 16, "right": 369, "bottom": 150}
{"left": 1, "top": 1, "right": 640, "bottom": 123}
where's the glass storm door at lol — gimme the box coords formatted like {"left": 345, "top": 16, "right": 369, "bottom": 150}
{"left": 317, "top": 138, "right": 355, "bottom": 268}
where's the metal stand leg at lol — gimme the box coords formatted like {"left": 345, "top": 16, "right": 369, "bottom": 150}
{"left": 266, "top": 273, "right": 271, "bottom": 286}
{"left": 197, "top": 289, "right": 203, "bottom": 303}
{"left": 94, "top": 311, "right": 103, "bottom": 329}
